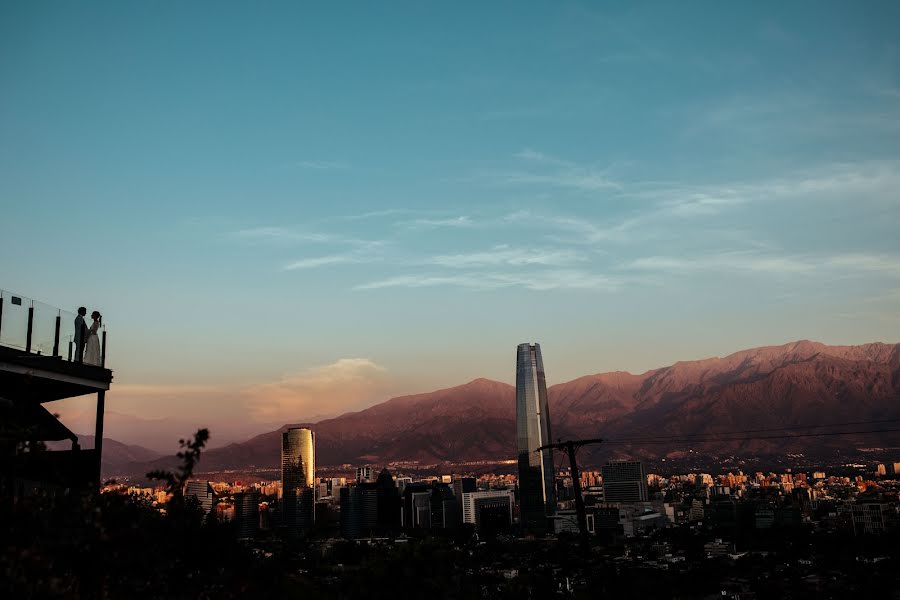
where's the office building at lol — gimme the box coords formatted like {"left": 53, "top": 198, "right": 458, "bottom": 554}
{"left": 402, "top": 482, "right": 433, "bottom": 528}
{"left": 356, "top": 465, "right": 374, "bottom": 483}
{"left": 234, "top": 491, "right": 259, "bottom": 539}
{"left": 516, "top": 342, "right": 556, "bottom": 532}
{"left": 452, "top": 476, "right": 476, "bottom": 500}
{"left": 375, "top": 468, "right": 402, "bottom": 531}
{"left": 602, "top": 461, "right": 648, "bottom": 503}
{"left": 340, "top": 483, "right": 378, "bottom": 539}
{"left": 185, "top": 480, "right": 216, "bottom": 514}
{"left": 462, "top": 490, "right": 514, "bottom": 532}
{"left": 282, "top": 427, "right": 315, "bottom": 531}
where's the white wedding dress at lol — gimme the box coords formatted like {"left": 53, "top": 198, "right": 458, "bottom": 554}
{"left": 84, "top": 320, "right": 102, "bottom": 366}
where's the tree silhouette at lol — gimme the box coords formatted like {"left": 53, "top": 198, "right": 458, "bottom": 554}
{"left": 146, "top": 428, "right": 209, "bottom": 498}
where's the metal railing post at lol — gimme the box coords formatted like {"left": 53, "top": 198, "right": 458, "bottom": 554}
{"left": 101, "top": 329, "right": 107, "bottom": 368}
{"left": 25, "top": 305, "right": 34, "bottom": 353}
{"left": 53, "top": 314, "right": 61, "bottom": 357}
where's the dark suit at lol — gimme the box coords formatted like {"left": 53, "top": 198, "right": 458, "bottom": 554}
{"left": 74, "top": 314, "right": 88, "bottom": 362}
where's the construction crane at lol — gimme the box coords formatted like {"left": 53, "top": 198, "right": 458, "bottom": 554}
{"left": 536, "top": 437, "right": 604, "bottom": 544}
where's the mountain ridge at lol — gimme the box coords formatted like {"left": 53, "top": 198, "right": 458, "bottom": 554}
{"left": 114, "top": 340, "right": 900, "bottom": 477}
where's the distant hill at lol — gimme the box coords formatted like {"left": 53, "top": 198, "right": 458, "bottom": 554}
{"left": 47, "top": 435, "right": 161, "bottom": 475}
{"left": 124, "top": 340, "right": 900, "bottom": 476}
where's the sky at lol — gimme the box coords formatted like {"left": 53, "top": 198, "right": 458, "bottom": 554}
{"left": 2, "top": 1, "right": 899, "bottom": 448}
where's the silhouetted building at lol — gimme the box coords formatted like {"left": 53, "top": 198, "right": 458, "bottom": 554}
{"left": 601, "top": 461, "right": 648, "bottom": 503}
{"left": 430, "top": 481, "right": 458, "bottom": 528}
{"left": 402, "top": 482, "right": 433, "bottom": 528}
{"left": 516, "top": 342, "right": 556, "bottom": 532}
{"left": 234, "top": 491, "right": 259, "bottom": 538}
{"left": 375, "top": 468, "right": 401, "bottom": 532}
{"left": 185, "top": 480, "right": 215, "bottom": 514}
{"left": 282, "top": 427, "right": 315, "bottom": 532}
{"left": 340, "top": 482, "right": 378, "bottom": 539}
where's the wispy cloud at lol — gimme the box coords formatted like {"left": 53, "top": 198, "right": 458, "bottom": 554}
{"left": 297, "top": 160, "right": 348, "bottom": 170}
{"left": 399, "top": 216, "right": 475, "bottom": 229}
{"left": 625, "top": 252, "right": 900, "bottom": 278}
{"left": 626, "top": 252, "right": 814, "bottom": 275}
{"left": 233, "top": 227, "right": 337, "bottom": 244}
{"left": 430, "top": 245, "right": 585, "bottom": 268}
{"left": 484, "top": 149, "right": 621, "bottom": 192}
{"left": 336, "top": 209, "right": 418, "bottom": 221}
{"left": 825, "top": 254, "right": 900, "bottom": 277}
{"left": 232, "top": 226, "right": 384, "bottom": 249}
{"left": 356, "top": 270, "right": 619, "bottom": 292}
{"left": 284, "top": 255, "right": 373, "bottom": 270}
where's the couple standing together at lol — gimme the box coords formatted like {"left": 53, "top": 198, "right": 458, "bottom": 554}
{"left": 74, "top": 307, "right": 102, "bottom": 365}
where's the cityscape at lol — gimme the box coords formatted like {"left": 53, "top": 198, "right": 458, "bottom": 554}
{"left": 3, "top": 1, "right": 900, "bottom": 598}
{"left": 87, "top": 342, "right": 898, "bottom": 597}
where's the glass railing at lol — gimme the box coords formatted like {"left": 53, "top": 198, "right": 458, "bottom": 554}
{"left": 0, "top": 289, "right": 108, "bottom": 366}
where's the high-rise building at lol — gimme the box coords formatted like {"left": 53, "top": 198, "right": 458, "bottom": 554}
{"left": 462, "top": 490, "right": 515, "bottom": 532}
{"left": 402, "top": 483, "right": 433, "bottom": 528}
{"left": 234, "top": 491, "right": 259, "bottom": 539}
{"left": 282, "top": 427, "right": 315, "bottom": 531}
{"left": 375, "top": 468, "right": 402, "bottom": 532}
{"left": 184, "top": 480, "right": 215, "bottom": 514}
{"left": 356, "top": 465, "right": 374, "bottom": 483}
{"left": 516, "top": 342, "right": 556, "bottom": 532}
{"left": 601, "top": 461, "right": 648, "bottom": 503}
{"left": 340, "top": 483, "right": 378, "bottom": 539}
{"left": 452, "top": 476, "right": 477, "bottom": 500}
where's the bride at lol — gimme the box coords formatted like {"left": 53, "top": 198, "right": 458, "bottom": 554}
{"left": 84, "top": 311, "right": 102, "bottom": 366}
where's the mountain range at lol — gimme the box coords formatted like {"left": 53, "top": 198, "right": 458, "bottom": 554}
{"left": 117, "top": 340, "right": 900, "bottom": 477}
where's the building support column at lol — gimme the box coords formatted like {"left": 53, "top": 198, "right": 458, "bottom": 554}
{"left": 94, "top": 390, "right": 105, "bottom": 486}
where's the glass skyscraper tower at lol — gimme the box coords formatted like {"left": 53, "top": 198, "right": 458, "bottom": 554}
{"left": 282, "top": 427, "right": 315, "bottom": 530}
{"left": 516, "top": 343, "right": 556, "bottom": 532}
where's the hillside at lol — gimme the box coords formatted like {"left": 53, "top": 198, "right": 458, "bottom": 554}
{"left": 122, "top": 340, "right": 900, "bottom": 476}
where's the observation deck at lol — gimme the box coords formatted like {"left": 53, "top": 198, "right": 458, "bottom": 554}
{"left": 0, "top": 289, "right": 113, "bottom": 497}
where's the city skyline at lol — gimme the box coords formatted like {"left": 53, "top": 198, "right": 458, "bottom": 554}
{"left": 4, "top": 3, "right": 899, "bottom": 596}
{"left": 2, "top": 1, "right": 899, "bottom": 439}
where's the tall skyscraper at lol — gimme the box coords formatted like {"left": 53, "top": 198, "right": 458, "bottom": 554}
{"left": 282, "top": 427, "right": 315, "bottom": 530}
{"left": 516, "top": 342, "right": 556, "bottom": 532}
{"left": 601, "top": 461, "right": 648, "bottom": 503}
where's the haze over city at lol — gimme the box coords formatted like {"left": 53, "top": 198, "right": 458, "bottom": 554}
{"left": 2, "top": 1, "right": 899, "bottom": 447}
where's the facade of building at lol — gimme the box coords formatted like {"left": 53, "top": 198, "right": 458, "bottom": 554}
{"left": 185, "top": 480, "right": 216, "bottom": 514}
{"left": 281, "top": 427, "right": 315, "bottom": 531}
{"left": 340, "top": 483, "right": 378, "bottom": 539}
{"left": 462, "top": 490, "right": 515, "bottom": 531}
{"left": 402, "top": 483, "right": 433, "bottom": 528}
{"left": 601, "top": 461, "right": 649, "bottom": 503}
{"left": 452, "top": 476, "right": 476, "bottom": 500}
{"left": 234, "top": 491, "right": 259, "bottom": 539}
{"left": 852, "top": 502, "right": 894, "bottom": 535}
{"left": 356, "top": 465, "right": 374, "bottom": 483}
{"left": 516, "top": 342, "right": 556, "bottom": 532}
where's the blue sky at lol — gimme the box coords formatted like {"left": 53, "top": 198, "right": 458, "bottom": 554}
{"left": 2, "top": 1, "right": 899, "bottom": 442}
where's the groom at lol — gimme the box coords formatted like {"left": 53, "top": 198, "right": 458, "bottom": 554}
{"left": 74, "top": 307, "right": 88, "bottom": 363}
